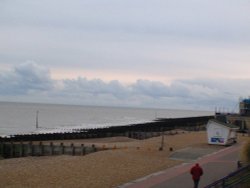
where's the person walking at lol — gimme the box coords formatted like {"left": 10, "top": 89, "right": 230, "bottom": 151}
{"left": 190, "top": 163, "right": 203, "bottom": 188}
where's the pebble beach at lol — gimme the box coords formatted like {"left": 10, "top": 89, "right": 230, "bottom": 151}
{"left": 0, "top": 131, "right": 247, "bottom": 188}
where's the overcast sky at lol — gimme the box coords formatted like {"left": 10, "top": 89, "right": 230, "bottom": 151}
{"left": 0, "top": 0, "right": 250, "bottom": 111}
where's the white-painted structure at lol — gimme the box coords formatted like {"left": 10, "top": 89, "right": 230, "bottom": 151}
{"left": 206, "top": 119, "right": 239, "bottom": 145}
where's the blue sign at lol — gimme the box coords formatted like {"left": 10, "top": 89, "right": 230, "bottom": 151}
{"left": 211, "top": 137, "right": 224, "bottom": 143}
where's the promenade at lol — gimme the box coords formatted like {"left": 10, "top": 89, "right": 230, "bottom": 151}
{"left": 120, "top": 143, "right": 242, "bottom": 188}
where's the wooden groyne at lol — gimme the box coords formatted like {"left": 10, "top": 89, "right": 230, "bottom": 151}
{"left": 0, "top": 141, "right": 99, "bottom": 159}
{"left": 0, "top": 116, "right": 213, "bottom": 142}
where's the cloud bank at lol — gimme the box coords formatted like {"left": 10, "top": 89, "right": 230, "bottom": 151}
{"left": 0, "top": 63, "right": 248, "bottom": 111}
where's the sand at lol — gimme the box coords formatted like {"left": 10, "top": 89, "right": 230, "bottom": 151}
{"left": 0, "top": 131, "right": 248, "bottom": 188}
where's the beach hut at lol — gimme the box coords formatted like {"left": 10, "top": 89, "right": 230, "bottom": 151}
{"left": 206, "top": 119, "right": 239, "bottom": 145}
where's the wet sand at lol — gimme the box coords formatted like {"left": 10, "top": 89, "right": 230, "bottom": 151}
{"left": 0, "top": 131, "right": 247, "bottom": 188}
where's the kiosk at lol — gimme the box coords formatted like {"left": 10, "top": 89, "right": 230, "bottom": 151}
{"left": 206, "top": 119, "right": 239, "bottom": 145}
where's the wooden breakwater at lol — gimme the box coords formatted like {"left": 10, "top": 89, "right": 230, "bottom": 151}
{"left": 0, "top": 116, "right": 213, "bottom": 142}
{"left": 0, "top": 141, "right": 99, "bottom": 159}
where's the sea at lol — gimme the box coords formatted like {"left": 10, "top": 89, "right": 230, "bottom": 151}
{"left": 0, "top": 101, "right": 213, "bottom": 136}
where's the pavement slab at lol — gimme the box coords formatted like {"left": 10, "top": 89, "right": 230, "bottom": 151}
{"left": 169, "top": 147, "right": 220, "bottom": 161}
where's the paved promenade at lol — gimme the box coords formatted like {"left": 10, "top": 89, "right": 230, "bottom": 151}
{"left": 119, "top": 143, "right": 242, "bottom": 188}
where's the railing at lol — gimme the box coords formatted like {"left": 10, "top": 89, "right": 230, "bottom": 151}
{"left": 204, "top": 164, "right": 250, "bottom": 188}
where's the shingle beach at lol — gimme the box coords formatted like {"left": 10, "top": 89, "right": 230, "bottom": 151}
{"left": 0, "top": 131, "right": 247, "bottom": 188}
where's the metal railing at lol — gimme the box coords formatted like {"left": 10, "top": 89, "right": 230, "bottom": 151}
{"left": 204, "top": 164, "right": 250, "bottom": 188}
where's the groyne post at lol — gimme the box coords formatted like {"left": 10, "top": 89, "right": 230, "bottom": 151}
{"left": 39, "top": 141, "right": 44, "bottom": 156}
{"left": 0, "top": 141, "right": 3, "bottom": 157}
{"left": 92, "top": 144, "right": 97, "bottom": 152}
{"left": 10, "top": 142, "right": 14, "bottom": 158}
{"left": 60, "top": 143, "right": 65, "bottom": 154}
{"left": 50, "top": 142, "right": 54, "bottom": 155}
{"left": 81, "top": 144, "right": 85, "bottom": 155}
{"left": 71, "top": 143, "right": 75, "bottom": 156}
{"left": 19, "top": 141, "right": 23, "bottom": 157}
{"left": 28, "top": 141, "right": 33, "bottom": 156}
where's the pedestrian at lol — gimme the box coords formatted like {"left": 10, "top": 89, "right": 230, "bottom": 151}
{"left": 190, "top": 163, "right": 203, "bottom": 188}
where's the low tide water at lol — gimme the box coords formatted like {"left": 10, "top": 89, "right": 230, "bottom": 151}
{"left": 0, "top": 101, "right": 213, "bottom": 136}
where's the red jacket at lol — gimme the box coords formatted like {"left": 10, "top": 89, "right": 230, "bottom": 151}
{"left": 190, "top": 164, "right": 203, "bottom": 180}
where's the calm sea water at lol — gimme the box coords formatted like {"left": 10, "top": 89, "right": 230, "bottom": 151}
{"left": 0, "top": 102, "right": 213, "bottom": 136}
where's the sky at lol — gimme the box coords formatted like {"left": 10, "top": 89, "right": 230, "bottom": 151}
{"left": 0, "top": 0, "right": 250, "bottom": 111}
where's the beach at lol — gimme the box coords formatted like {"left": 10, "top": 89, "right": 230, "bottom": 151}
{"left": 0, "top": 131, "right": 248, "bottom": 188}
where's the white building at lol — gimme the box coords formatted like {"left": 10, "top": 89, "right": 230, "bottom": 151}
{"left": 206, "top": 119, "right": 239, "bottom": 145}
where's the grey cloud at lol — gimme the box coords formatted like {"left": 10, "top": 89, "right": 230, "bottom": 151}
{"left": 62, "top": 78, "right": 128, "bottom": 98}
{"left": 51, "top": 77, "right": 250, "bottom": 110}
{"left": 131, "top": 80, "right": 170, "bottom": 97}
{"left": 1, "top": 63, "right": 249, "bottom": 111}
{"left": 0, "top": 62, "right": 54, "bottom": 95}
{"left": 170, "top": 79, "right": 248, "bottom": 110}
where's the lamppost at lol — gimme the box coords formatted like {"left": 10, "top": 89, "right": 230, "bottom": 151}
{"left": 159, "top": 127, "right": 164, "bottom": 151}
